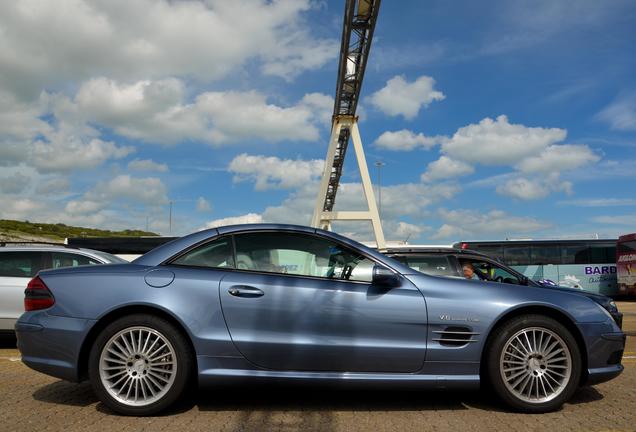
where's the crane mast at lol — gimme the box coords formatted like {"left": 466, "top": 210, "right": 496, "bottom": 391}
{"left": 311, "top": 0, "right": 385, "bottom": 248}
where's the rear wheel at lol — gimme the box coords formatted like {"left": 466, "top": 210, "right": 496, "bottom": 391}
{"left": 89, "top": 314, "right": 193, "bottom": 416}
{"left": 486, "top": 314, "right": 581, "bottom": 413}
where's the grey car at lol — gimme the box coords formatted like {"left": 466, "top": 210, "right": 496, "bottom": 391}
{"left": 16, "top": 225, "right": 625, "bottom": 415}
{"left": 0, "top": 242, "right": 126, "bottom": 332}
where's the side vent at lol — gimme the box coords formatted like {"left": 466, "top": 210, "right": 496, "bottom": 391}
{"left": 432, "top": 326, "right": 479, "bottom": 347}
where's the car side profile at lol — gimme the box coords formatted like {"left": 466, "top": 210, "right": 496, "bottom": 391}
{"left": 16, "top": 225, "right": 625, "bottom": 415}
{"left": 0, "top": 242, "right": 127, "bottom": 332}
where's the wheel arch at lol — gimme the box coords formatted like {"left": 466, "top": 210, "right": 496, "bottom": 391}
{"left": 77, "top": 304, "right": 197, "bottom": 382}
{"left": 479, "top": 305, "right": 588, "bottom": 384}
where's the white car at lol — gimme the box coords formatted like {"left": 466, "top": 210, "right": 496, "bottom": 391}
{"left": 0, "top": 243, "right": 127, "bottom": 332}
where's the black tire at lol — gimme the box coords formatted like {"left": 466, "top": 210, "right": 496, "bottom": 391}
{"left": 88, "top": 314, "right": 193, "bottom": 416}
{"left": 485, "top": 314, "right": 581, "bottom": 413}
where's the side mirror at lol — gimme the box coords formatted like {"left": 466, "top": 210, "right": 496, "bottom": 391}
{"left": 372, "top": 264, "right": 401, "bottom": 287}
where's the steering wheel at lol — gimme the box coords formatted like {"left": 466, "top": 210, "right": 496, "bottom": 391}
{"left": 494, "top": 276, "right": 504, "bottom": 283}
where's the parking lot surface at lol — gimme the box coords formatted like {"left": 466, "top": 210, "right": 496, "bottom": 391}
{"left": 1, "top": 302, "right": 635, "bottom": 432}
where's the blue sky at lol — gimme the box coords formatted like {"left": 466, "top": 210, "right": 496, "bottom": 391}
{"left": 0, "top": 0, "right": 635, "bottom": 243}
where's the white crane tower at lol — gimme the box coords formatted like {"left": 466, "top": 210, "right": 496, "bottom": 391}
{"left": 311, "top": 0, "right": 385, "bottom": 248}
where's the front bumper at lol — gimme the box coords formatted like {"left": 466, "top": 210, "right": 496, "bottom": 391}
{"left": 15, "top": 311, "right": 95, "bottom": 382}
{"left": 578, "top": 319, "right": 626, "bottom": 386}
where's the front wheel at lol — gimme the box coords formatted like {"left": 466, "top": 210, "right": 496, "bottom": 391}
{"left": 486, "top": 314, "right": 581, "bottom": 413}
{"left": 88, "top": 314, "right": 193, "bottom": 416}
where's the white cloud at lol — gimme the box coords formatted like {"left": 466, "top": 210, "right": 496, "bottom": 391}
{"left": 196, "top": 197, "right": 211, "bottom": 212}
{"left": 35, "top": 177, "right": 70, "bottom": 194}
{"left": 202, "top": 213, "right": 263, "bottom": 229}
{"left": 64, "top": 200, "right": 104, "bottom": 214}
{"left": 596, "top": 91, "right": 636, "bottom": 131}
{"left": 374, "top": 129, "right": 446, "bottom": 151}
{"left": 496, "top": 174, "right": 572, "bottom": 200}
{"left": 0, "top": 172, "right": 31, "bottom": 194}
{"left": 441, "top": 115, "right": 567, "bottom": 165}
{"left": 228, "top": 154, "right": 324, "bottom": 190}
{"left": 591, "top": 215, "right": 636, "bottom": 225}
{"left": 0, "top": 198, "right": 46, "bottom": 221}
{"left": 74, "top": 78, "right": 330, "bottom": 145}
{"left": 432, "top": 209, "right": 551, "bottom": 240}
{"left": 421, "top": 156, "right": 474, "bottom": 182}
{"left": 368, "top": 75, "right": 445, "bottom": 120}
{"left": 32, "top": 137, "right": 134, "bottom": 172}
{"left": 128, "top": 158, "right": 169, "bottom": 172}
{"left": 516, "top": 144, "right": 599, "bottom": 173}
{"left": 0, "top": 0, "right": 337, "bottom": 100}
{"left": 85, "top": 175, "right": 169, "bottom": 206}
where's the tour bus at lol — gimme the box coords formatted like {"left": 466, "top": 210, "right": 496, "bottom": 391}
{"left": 617, "top": 233, "right": 636, "bottom": 296}
{"left": 452, "top": 239, "right": 618, "bottom": 296}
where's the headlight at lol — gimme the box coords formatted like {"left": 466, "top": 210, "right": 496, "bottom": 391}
{"left": 607, "top": 300, "right": 618, "bottom": 314}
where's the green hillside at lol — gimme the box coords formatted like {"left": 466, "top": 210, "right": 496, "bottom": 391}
{"left": 0, "top": 219, "right": 158, "bottom": 241}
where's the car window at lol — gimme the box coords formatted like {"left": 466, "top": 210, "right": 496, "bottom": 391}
{"left": 461, "top": 258, "right": 522, "bottom": 285}
{"left": 51, "top": 252, "right": 101, "bottom": 268}
{"left": 394, "top": 255, "right": 456, "bottom": 277}
{"left": 234, "top": 232, "right": 375, "bottom": 282}
{"left": 172, "top": 237, "right": 235, "bottom": 269}
{"left": 0, "top": 251, "right": 46, "bottom": 277}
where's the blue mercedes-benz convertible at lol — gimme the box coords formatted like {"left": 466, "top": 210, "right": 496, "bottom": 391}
{"left": 16, "top": 224, "right": 625, "bottom": 415}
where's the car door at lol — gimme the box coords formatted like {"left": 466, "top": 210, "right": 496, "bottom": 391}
{"left": 219, "top": 231, "right": 428, "bottom": 373}
{"left": 0, "top": 251, "right": 46, "bottom": 329}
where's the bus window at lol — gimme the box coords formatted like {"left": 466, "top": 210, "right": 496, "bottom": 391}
{"left": 504, "top": 246, "right": 530, "bottom": 266}
{"left": 561, "top": 244, "right": 589, "bottom": 264}
{"left": 530, "top": 245, "right": 561, "bottom": 265}
{"left": 590, "top": 243, "right": 616, "bottom": 263}
{"left": 472, "top": 245, "right": 504, "bottom": 261}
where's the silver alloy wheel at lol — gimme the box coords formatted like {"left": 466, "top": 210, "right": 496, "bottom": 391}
{"left": 99, "top": 326, "right": 177, "bottom": 407}
{"left": 500, "top": 326, "right": 572, "bottom": 404}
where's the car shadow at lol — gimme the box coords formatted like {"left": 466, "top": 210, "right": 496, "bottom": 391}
{"left": 32, "top": 380, "right": 605, "bottom": 421}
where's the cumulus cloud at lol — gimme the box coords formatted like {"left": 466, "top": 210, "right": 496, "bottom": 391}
{"left": 421, "top": 156, "right": 474, "bottom": 182}
{"left": 128, "top": 158, "right": 169, "bottom": 172}
{"left": 74, "top": 78, "right": 330, "bottom": 145}
{"left": 516, "top": 144, "right": 599, "bottom": 173}
{"left": 202, "top": 213, "right": 263, "bottom": 229}
{"left": 0, "top": 0, "right": 337, "bottom": 100}
{"left": 228, "top": 154, "right": 324, "bottom": 190}
{"left": 368, "top": 75, "right": 445, "bottom": 119}
{"left": 432, "top": 209, "right": 551, "bottom": 240}
{"left": 84, "top": 175, "right": 169, "bottom": 206}
{"left": 496, "top": 174, "right": 572, "bottom": 200}
{"left": 441, "top": 115, "right": 566, "bottom": 165}
{"left": 374, "top": 129, "right": 447, "bottom": 151}
{"left": 0, "top": 172, "right": 31, "bottom": 194}
{"left": 596, "top": 91, "right": 636, "bottom": 131}
{"left": 32, "top": 137, "right": 134, "bottom": 172}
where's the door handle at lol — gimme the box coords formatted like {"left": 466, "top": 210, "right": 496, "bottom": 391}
{"left": 228, "top": 285, "right": 264, "bottom": 298}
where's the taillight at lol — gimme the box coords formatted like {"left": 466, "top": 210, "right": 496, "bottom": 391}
{"left": 461, "top": 243, "right": 468, "bottom": 249}
{"left": 24, "top": 276, "right": 55, "bottom": 311}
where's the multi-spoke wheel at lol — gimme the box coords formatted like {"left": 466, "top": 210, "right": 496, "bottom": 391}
{"left": 89, "top": 314, "right": 193, "bottom": 416}
{"left": 486, "top": 314, "right": 581, "bottom": 413}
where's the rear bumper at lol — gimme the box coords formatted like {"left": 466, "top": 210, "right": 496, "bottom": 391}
{"left": 15, "top": 312, "right": 95, "bottom": 382}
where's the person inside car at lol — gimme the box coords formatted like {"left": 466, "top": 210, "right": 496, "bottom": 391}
{"left": 462, "top": 262, "right": 480, "bottom": 280}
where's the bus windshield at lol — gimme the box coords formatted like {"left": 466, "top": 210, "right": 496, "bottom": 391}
{"left": 617, "top": 234, "right": 636, "bottom": 296}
